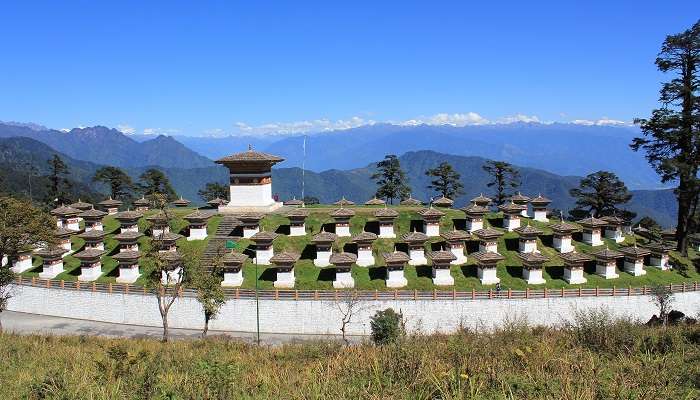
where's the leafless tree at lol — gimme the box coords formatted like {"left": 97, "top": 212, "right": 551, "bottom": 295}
{"left": 651, "top": 285, "right": 675, "bottom": 325}
{"left": 335, "top": 290, "right": 368, "bottom": 345}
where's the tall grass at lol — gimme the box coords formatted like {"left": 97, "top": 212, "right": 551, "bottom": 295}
{"left": 1, "top": 314, "right": 699, "bottom": 399}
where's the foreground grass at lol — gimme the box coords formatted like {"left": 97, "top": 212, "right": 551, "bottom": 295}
{"left": 1, "top": 318, "right": 699, "bottom": 399}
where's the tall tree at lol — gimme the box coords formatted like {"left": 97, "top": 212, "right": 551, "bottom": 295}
{"left": 371, "top": 155, "right": 411, "bottom": 204}
{"left": 425, "top": 162, "right": 464, "bottom": 199}
{"left": 569, "top": 171, "right": 632, "bottom": 218}
{"left": 631, "top": 20, "right": 700, "bottom": 255}
{"left": 198, "top": 182, "right": 228, "bottom": 202}
{"left": 0, "top": 197, "right": 56, "bottom": 331}
{"left": 138, "top": 169, "right": 177, "bottom": 201}
{"left": 93, "top": 166, "right": 134, "bottom": 201}
{"left": 482, "top": 160, "right": 520, "bottom": 206}
{"left": 47, "top": 155, "right": 71, "bottom": 205}
{"left": 141, "top": 193, "right": 186, "bottom": 342}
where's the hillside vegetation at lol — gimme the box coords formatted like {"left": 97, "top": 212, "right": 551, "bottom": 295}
{"left": 1, "top": 315, "right": 698, "bottom": 399}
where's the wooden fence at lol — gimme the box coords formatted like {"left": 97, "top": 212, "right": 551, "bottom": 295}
{"left": 14, "top": 276, "right": 700, "bottom": 301}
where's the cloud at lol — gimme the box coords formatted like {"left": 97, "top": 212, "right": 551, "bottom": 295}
{"left": 399, "top": 112, "right": 489, "bottom": 127}
{"left": 116, "top": 124, "right": 135, "bottom": 135}
{"left": 571, "top": 117, "right": 629, "bottom": 126}
{"left": 232, "top": 116, "right": 373, "bottom": 136}
{"left": 497, "top": 114, "right": 541, "bottom": 124}
{"left": 142, "top": 127, "right": 181, "bottom": 135}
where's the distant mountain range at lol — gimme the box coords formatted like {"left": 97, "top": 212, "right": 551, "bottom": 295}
{"left": 0, "top": 121, "right": 678, "bottom": 226}
{"left": 0, "top": 123, "right": 213, "bottom": 169}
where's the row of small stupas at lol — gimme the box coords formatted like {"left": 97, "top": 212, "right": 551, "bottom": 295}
{"left": 7, "top": 197, "right": 222, "bottom": 286}
{"left": 211, "top": 193, "right": 671, "bottom": 289}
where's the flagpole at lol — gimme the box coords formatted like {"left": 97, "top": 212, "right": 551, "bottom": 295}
{"left": 301, "top": 135, "right": 306, "bottom": 204}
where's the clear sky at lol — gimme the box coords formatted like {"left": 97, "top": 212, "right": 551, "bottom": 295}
{"left": 0, "top": 1, "right": 697, "bottom": 136}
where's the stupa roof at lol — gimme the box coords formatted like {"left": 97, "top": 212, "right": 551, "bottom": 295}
{"left": 330, "top": 252, "right": 357, "bottom": 265}
{"left": 498, "top": 202, "right": 527, "bottom": 213}
{"left": 270, "top": 252, "right": 300, "bottom": 264}
{"left": 250, "top": 231, "right": 279, "bottom": 242}
{"left": 364, "top": 197, "right": 386, "bottom": 206}
{"left": 333, "top": 197, "right": 355, "bottom": 206}
{"left": 68, "top": 199, "right": 93, "bottom": 210}
{"left": 510, "top": 192, "right": 531, "bottom": 202}
{"left": 98, "top": 197, "right": 122, "bottom": 207}
{"left": 77, "top": 229, "right": 107, "bottom": 240}
{"left": 171, "top": 197, "right": 191, "bottom": 207}
{"left": 559, "top": 251, "right": 593, "bottom": 264}
{"left": 441, "top": 230, "right": 469, "bottom": 241}
{"left": 216, "top": 146, "right": 284, "bottom": 164}
{"left": 401, "top": 231, "right": 429, "bottom": 243}
{"left": 112, "top": 250, "right": 141, "bottom": 261}
{"left": 286, "top": 208, "right": 310, "bottom": 218}
{"left": 517, "top": 252, "right": 548, "bottom": 264}
{"left": 514, "top": 225, "right": 544, "bottom": 237}
{"left": 113, "top": 231, "right": 144, "bottom": 241}
{"left": 382, "top": 251, "right": 410, "bottom": 264}
{"left": 78, "top": 208, "right": 108, "bottom": 218}
{"left": 374, "top": 207, "right": 399, "bottom": 218}
{"left": 72, "top": 248, "right": 105, "bottom": 260}
{"left": 329, "top": 208, "right": 356, "bottom": 218}
{"left": 549, "top": 221, "right": 579, "bottom": 233}
{"left": 352, "top": 231, "right": 378, "bottom": 242}
{"left": 461, "top": 203, "right": 489, "bottom": 215}
{"left": 473, "top": 227, "right": 504, "bottom": 240}
{"left": 432, "top": 196, "right": 454, "bottom": 207}
{"left": 133, "top": 197, "right": 151, "bottom": 206}
{"left": 427, "top": 250, "right": 457, "bottom": 262}
{"left": 50, "top": 205, "right": 81, "bottom": 216}
{"left": 222, "top": 252, "right": 248, "bottom": 265}
{"left": 183, "top": 210, "right": 212, "bottom": 222}
{"left": 577, "top": 217, "right": 608, "bottom": 228}
{"left": 619, "top": 246, "right": 651, "bottom": 258}
{"left": 591, "top": 248, "right": 623, "bottom": 260}
{"left": 114, "top": 210, "right": 144, "bottom": 221}
{"left": 529, "top": 194, "right": 551, "bottom": 205}
{"left": 312, "top": 231, "right": 337, "bottom": 243}
{"left": 471, "top": 251, "right": 505, "bottom": 263}
{"left": 400, "top": 196, "right": 423, "bottom": 206}
{"left": 418, "top": 207, "right": 445, "bottom": 218}
{"left": 284, "top": 197, "right": 304, "bottom": 206}
{"left": 470, "top": 193, "right": 492, "bottom": 205}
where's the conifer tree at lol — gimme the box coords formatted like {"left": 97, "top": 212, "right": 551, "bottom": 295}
{"left": 93, "top": 166, "right": 134, "bottom": 201}
{"left": 47, "top": 155, "right": 71, "bottom": 204}
{"left": 631, "top": 20, "right": 700, "bottom": 254}
{"left": 425, "top": 162, "right": 464, "bottom": 199}
{"left": 371, "top": 155, "right": 411, "bottom": 204}
{"left": 569, "top": 171, "right": 632, "bottom": 218}
{"left": 482, "top": 160, "right": 520, "bottom": 205}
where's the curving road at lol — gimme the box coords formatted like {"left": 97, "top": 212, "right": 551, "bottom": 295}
{"left": 0, "top": 311, "right": 364, "bottom": 345}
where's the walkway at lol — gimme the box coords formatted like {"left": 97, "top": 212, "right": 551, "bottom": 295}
{"left": 0, "top": 311, "right": 364, "bottom": 345}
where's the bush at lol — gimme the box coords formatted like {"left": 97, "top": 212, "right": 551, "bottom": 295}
{"left": 565, "top": 307, "right": 639, "bottom": 353}
{"left": 370, "top": 308, "right": 404, "bottom": 345}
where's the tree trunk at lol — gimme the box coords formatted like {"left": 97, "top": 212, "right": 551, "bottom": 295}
{"left": 676, "top": 179, "right": 694, "bottom": 255}
{"left": 202, "top": 314, "right": 210, "bottom": 338}
{"left": 161, "top": 313, "right": 169, "bottom": 342}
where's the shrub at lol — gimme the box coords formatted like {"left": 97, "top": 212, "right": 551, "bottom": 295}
{"left": 565, "top": 307, "right": 639, "bottom": 353}
{"left": 370, "top": 308, "right": 404, "bottom": 345}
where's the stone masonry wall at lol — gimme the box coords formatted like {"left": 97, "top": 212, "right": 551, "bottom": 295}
{"left": 7, "top": 284, "right": 700, "bottom": 335}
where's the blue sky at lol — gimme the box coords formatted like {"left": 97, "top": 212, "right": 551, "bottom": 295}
{"left": 0, "top": 1, "right": 697, "bottom": 136}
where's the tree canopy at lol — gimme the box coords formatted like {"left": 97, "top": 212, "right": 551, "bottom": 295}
{"left": 198, "top": 182, "right": 228, "bottom": 202}
{"left": 46, "top": 155, "right": 71, "bottom": 205}
{"left": 569, "top": 171, "right": 632, "bottom": 218}
{"left": 93, "top": 166, "right": 134, "bottom": 201}
{"left": 138, "top": 169, "right": 177, "bottom": 201}
{"left": 425, "top": 162, "right": 464, "bottom": 200}
{"left": 371, "top": 155, "right": 411, "bottom": 205}
{"left": 482, "top": 160, "right": 520, "bottom": 206}
{"left": 632, "top": 20, "right": 700, "bottom": 254}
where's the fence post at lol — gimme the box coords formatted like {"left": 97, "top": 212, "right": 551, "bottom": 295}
{"left": 561, "top": 287, "right": 564, "bottom": 298}
{"left": 433, "top": 289, "right": 437, "bottom": 300}
{"left": 526, "top": 287, "right": 529, "bottom": 299}
{"left": 46, "top": 279, "right": 50, "bottom": 288}
{"left": 31, "top": 276, "right": 36, "bottom": 286}
{"left": 508, "top": 289, "right": 512, "bottom": 299}
{"left": 595, "top": 286, "right": 599, "bottom": 297}
{"left": 394, "top": 290, "right": 398, "bottom": 300}
{"left": 414, "top": 289, "right": 417, "bottom": 300}
{"left": 108, "top": 283, "right": 113, "bottom": 294}
{"left": 274, "top": 289, "right": 279, "bottom": 300}
{"left": 578, "top": 287, "right": 581, "bottom": 297}
{"left": 235, "top": 288, "right": 239, "bottom": 299}
{"left": 489, "top": 289, "right": 493, "bottom": 299}
{"left": 471, "top": 289, "right": 475, "bottom": 300}
{"left": 125, "top": 284, "right": 129, "bottom": 294}
{"left": 76, "top": 281, "right": 80, "bottom": 290}
{"left": 295, "top": 290, "right": 299, "bottom": 301}
{"left": 612, "top": 286, "right": 616, "bottom": 296}
{"left": 92, "top": 282, "right": 96, "bottom": 292}
{"left": 544, "top": 287, "right": 548, "bottom": 298}
{"left": 314, "top": 290, "right": 318, "bottom": 300}
{"left": 60, "top": 280, "right": 65, "bottom": 289}
{"left": 643, "top": 285, "right": 647, "bottom": 295}
{"left": 452, "top": 288, "right": 456, "bottom": 300}
{"left": 628, "top": 286, "right": 631, "bottom": 296}
{"left": 374, "top": 290, "right": 378, "bottom": 300}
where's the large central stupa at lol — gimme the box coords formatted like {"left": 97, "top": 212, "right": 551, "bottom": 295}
{"left": 215, "top": 146, "right": 285, "bottom": 213}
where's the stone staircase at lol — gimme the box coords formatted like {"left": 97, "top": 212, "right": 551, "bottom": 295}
{"left": 201, "top": 216, "right": 242, "bottom": 266}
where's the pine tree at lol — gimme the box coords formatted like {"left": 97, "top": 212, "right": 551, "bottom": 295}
{"left": 371, "top": 155, "right": 411, "bottom": 204}
{"left": 482, "top": 160, "right": 520, "bottom": 206}
{"left": 138, "top": 169, "right": 177, "bottom": 201}
{"left": 47, "top": 155, "right": 71, "bottom": 205}
{"left": 198, "top": 182, "right": 228, "bottom": 201}
{"left": 93, "top": 166, "right": 134, "bottom": 201}
{"left": 569, "top": 171, "right": 632, "bottom": 218}
{"left": 631, "top": 20, "right": 700, "bottom": 254}
{"left": 425, "top": 162, "right": 464, "bottom": 199}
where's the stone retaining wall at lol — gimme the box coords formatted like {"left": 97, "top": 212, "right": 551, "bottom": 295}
{"left": 7, "top": 284, "right": 700, "bottom": 335}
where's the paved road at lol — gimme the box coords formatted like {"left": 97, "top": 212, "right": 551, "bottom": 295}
{"left": 1, "top": 311, "right": 365, "bottom": 345}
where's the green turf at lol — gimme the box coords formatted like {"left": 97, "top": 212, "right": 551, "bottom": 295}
{"left": 25, "top": 206, "right": 700, "bottom": 291}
